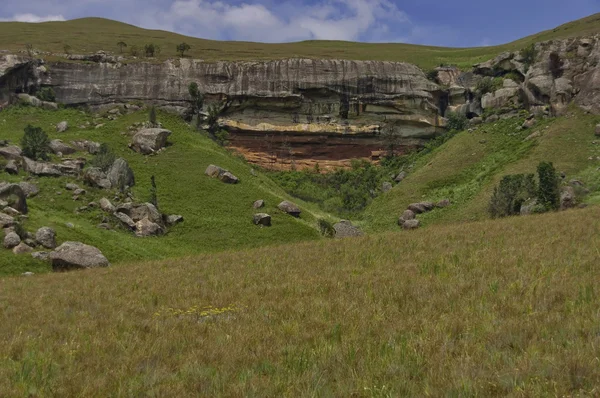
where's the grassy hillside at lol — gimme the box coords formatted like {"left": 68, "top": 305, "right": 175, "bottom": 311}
{"left": 1, "top": 206, "right": 600, "bottom": 395}
{"left": 0, "top": 13, "right": 598, "bottom": 69}
{"left": 0, "top": 106, "right": 326, "bottom": 276}
{"left": 364, "top": 107, "right": 600, "bottom": 231}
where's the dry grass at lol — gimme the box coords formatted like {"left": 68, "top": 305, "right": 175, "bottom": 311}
{"left": 2, "top": 206, "right": 600, "bottom": 396}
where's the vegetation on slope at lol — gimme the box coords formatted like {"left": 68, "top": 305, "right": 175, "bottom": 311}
{"left": 0, "top": 106, "right": 323, "bottom": 276}
{"left": 0, "top": 13, "right": 598, "bottom": 69}
{"left": 1, "top": 207, "right": 600, "bottom": 395}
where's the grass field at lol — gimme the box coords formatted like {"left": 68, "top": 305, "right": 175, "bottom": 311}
{"left": 0, "top": 106, "right": 326, "bottom": 276}
{"left": 0, "top": 13, "right": 599, "bottom": 69}
{"left": 1, "top": 206, "right": 600, "bottom": 396}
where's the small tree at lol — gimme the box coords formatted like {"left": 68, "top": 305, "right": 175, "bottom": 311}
{"left": 188, "top": 82, "right": 204, "bottom": 127}
{"left": 63, "top": 44, "right": 72, "bottom": 55}
{"left": 520, "top": 44, "right": 538, "bottom": 72}
{"left": 318, "top": 218, "right": 336, "bottom": 238}
{"left": 177, "top": 42, "right": 191, "bottom": 57}
{"left": 21, "top": 125, "right": 50, "bottom": 161}
{"left": 537, "top": 161, "right": 560, "bottom": 211}
{"left": 130, "top": 45, "right": 140, "bottom": 57}
{"left": 206, "top": 103, "right": 221, "bottom": 136}
{"left": 445, "top": 111, "right": 468, "bottom": 132}
{"left": 91, "top": 143, "right": 116, "bottom": 172}
{"left": 149, "top": 175, "right": 158, "bottom": 209}
{"left": 489, "top": 174, "right": 537, "bottom": 218}
{"left": 35, "top": 87, "right": 56, "bottom": 102}
{"left": 380, "top": 124, "right": 402, "bottom": 158}
{"left": 145, "top": 43, "right": 156, "bottom": 57}
{"left": 117, "top": 41, "right": 127, "bottom": 53}
{"left": 149, "top": 106, "right": 157, "bottom": 126}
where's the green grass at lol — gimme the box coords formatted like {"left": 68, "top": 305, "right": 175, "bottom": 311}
{"left": 0, "top": 106, "right": 327, "bottom": 275}
{"left": 2, "top": 206, "right": 600, "bottom": 395}
{"left": 363, "top": 107, "right": 600, "bottom": 231}
{"left": 1, "top": 13, "right": 599, "bottom": 69}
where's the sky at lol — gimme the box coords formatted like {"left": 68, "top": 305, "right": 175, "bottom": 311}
{"left": 0, "top": 0, "right": 599, "bottom": 47}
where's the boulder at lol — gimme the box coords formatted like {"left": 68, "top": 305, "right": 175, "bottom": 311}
{"left": 3, "top": 207, "right": 20, "bottom": 217}
{"left": 595, "top": 124, "right": 600, "bottom": 137}
{"left": 31, "top": 252, "right": 50, "bottom": 261}
{"left": 407, "top": 202, "right": 434, "bottom": 214}
{"left": 22, "top": 157, "right": 62, "bottom": 177}
{"left": 333, "top": 220, "right": 363, "bottom": 238}
{"left": 49, "top": 139, "right": 76, "bottom": 155}
{"left": 114, "top": 212, "right": 136, "bottom": 230}
{"left": 99, "top": 198, "right": 116, "bottom": 213}
{"left": 382, "top": 182, "right": 393, "bottom": 193}
{"left": 135, "top": 218, "right": 163, "bottom": 237}
{"left": 130, "top": 128, "right": 171, "bottom": 154}
{"left": 0, "top": 145, "right": 22, "bottom": 160}
{"left": 395, "top": 171, "right": 407, "bottom": 183}
{"left": 253, "top": 200, "right": 265, "bottom": 209}
{"left": 278, "top": 201, "right": 301, "bottom": 217}
{"left": 107, "top": 158, "right": 135, "bottom": 191}
{"left": 436, "top": 199, "right": 451, "bottom": 208}
{"left": 65, "top": 183, "right": 80, "bottom": 191}
{"left": 3, "top": 232, "right": 21, "bottom": 249}
{"left": 398, "top": 209, "right": 416, "bottom": 226}
{"left": 253, "top": 213, "right": 272, "bottom": 227}
{"left": 83, "top": 168, "right": 111, "bottom": 189}
{"left": 71, "top": 140, "right": 101, "bottom": 154}
{"left": 13, "top": 242, "right": 33, "bottom": 254}
{"left": 560, "top": 186, "right": 576, "bottom": 210}
{"left": 5, "top": 160, "right": 19, "bottom": 174}
{"left": 73, "top": 188, "right": 86, "bottom": 196}
{"left": 35, "top": 227, "right": 57, "bottom": 249}
{"left": 219, "top": 171, "right": 239, "bottom": 184}
{"left": 56, "top": 121, "right": 68, "bottom": 133}
{"left": 205, "top": 165, "right": 239, "bottom": 184}
{"left": 522, "top": 119, "right": 536, "bottom": 130}
{"left": 166, "top": 215, "right": 184, "bottom": 226}
{"left": 130, "top": 203, "right": 162, "bottom": 224}
{"left": 402, "top": 219, "right": 421, "bottom": 230}
{"left": 0, "top": 213, "right": 15, "bottom": 228}
{"left": 48, "top": 242, "right": 110, "bottom": 270}
{"left": 0, "top": 183, "right": 28, "bottom": 213}
{"left": 18, "top": 182, "right": 39, "bottom": 199}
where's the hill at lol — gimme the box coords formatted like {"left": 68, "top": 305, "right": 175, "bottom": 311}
{"left": 0, "top": 106, "right": 326, "bottom": 276}
{"left": 0, "top": 13, "right": 598, "bottom": 69}
{"left": 1, "top": 206, "right": 600, "bottom": 395}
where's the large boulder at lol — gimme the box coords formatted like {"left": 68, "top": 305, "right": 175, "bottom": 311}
{"left": 278, "top": 201, "right": 301, "bottom": 217}
{"left": 99, "top": 198, "right": 116, "bottom": 213}
{"left": 407, "top": 202, "right": 434, "bottom": 214}
{"left": 253, "top": 213, "right": 272, "bottom": 227}
{"left": 3, "top": 231, "right": 21, "bottom": 249}
{"left": 398, "top": 209, "right": 416, "bottom": 226}
{"left": 56, "top": 121, "right": 68, "bottom": 133}
{"left": 22, "top": 157, "right": 62, "bottom": 177}
{"left": 13, "top": 242, "right": 33, "bottom": 254}
{"left": 402, "top": 219, "right": 421, "bottom": 230}
{"left": 0, "top": 145, "right": 22, "bottom": 160}
{"left": 0, "top": 183, "right": 28, "bottom": 214}
{"left": 35, "top": 227, "right": 57, "bottom": 249}
{"left": 18, "top": 182, "right": 39, "bottom": 198}
{"left": 107, "top": 158, "right": 135, "bottom": 191}
{"left": 114, "top": 212, "right": 136, "bottom": 230}
{"left": 205, "top": 165, "right": 239, "bottom": 184}
{"left": 5, "top": 160, "right": 19, "bottom": 175}
{"left": 0, "top": 213, "right": 15, "bottom": 228}
{"left": 49, "top": 139, "right": 76, "bottom": 155}
{"left": 83, "top": 168, "right": 111, "bottom": 189}
{"left": 130, "top": 203, "right": 162, "bottom": 224}
{"left": 48, "top": 242, "right": 110, "bottom": 270}
{"left": 333, "top": 220, "right": 363, "bottom": 238}
{"left": 135, "top": 218, "right": 163, "bottom": 237}
{"left": 130, "top": 128, "right": 171, "bottom": 155}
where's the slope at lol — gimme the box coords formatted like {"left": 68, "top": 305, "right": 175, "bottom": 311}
{"left": 1, "top": 206, "right": 600, "bottom": 395}
{"left": 0, "top": 106, "right": 324, "bottom": 275}
{"left": 0, "top": 13, "right": 598, "bottom": 69}
{"left": 364, "top": 107, "right": 600, "bottom": 231}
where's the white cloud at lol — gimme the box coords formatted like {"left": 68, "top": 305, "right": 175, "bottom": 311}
{"left": 0, "top": 13, "right": 65, "bottom": 23}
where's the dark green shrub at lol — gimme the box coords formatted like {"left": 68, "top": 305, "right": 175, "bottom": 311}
{"left": 149, "top": 106, "right": 157, "bottom": 126}
{"left": 520, "top": 44, "right": 537, "bottom": 72}
{"left": 91, "top": 143, "right": 116, "bottom": 172}
{"left": 426, "top": 69, "right": 439, "bottom": 83}
{"left": 177, "top": 42, "right": 191, "bottom": 57}
{"left": 206, "top": 103, "right": 221, "bottom": 135}
{"left": 537, "top": 161, "right": 560, "bottom": 211}
{"left": 21, "top": 125, "right": 50, "bottom": 161}
{"left": 214, "top": 130, "right": 230, "bottom": 147}
{"left": 489, "top": 174, "right": 537, "bottom": 218}
{"left": 476, "top": 77, "right": 502, "bottom": 95}
{"left": 117, "top": 41, "right": 127, "bottom": 53}
{"left": 317, "top": 219, "right": 335, "bottom": 238}
{"left": 445, "top": 111, "right": 468, "bottom": 132}
{"left": 36, "top": 87, "right": 56, "bottom": 102}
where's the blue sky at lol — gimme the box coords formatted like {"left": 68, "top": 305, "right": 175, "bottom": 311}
{"left": 1, "top": 0, "right": 598, "bottom": 46}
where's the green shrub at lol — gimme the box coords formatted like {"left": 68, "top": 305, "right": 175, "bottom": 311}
{"left": 91, "top": 143, "right": 116, "bottom": 172}
{"left": 426, "top": 69, "right": 439, "bottom": 83}
{"left": 35, "top": 87, "right": 56, "bottom": 102}
{"left": 214, "top": 130, "right": 230, "bottom": 147}
{"left": 537, "top": 161, "right": 560, "bottom": 210}
{"left": 476, "top": 77, "right": 502, "bottom": 95}
{"left": 520, "top": 44, "right": 538, "bottom": 72}
{"left": 489, "top": 174, "right": 537, "bottom": 218}
{"left": 445, "top": 112, "right": 468, "bottom": 132}
{"left": 21, "top": 124, "right": 50, "bottom": 161}
{"left": 177, "top": 42, "right": 191, "bottom": 57}
{"left": 317, "top": 219, "right": 335, "bottom": 238}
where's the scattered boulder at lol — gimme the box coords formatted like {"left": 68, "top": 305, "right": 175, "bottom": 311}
{"left": 3, "top": 232, "right": 21, "bottom": 249}
{"left": 3, "top": 207, "right": 20, "bottom": 217}
{"left": 49, "top": 139, "right": 76, "bottom": 155}
{"left": 97, "top": 223, "right": 112, "bottom": 230}
{"left": 99, "top": 198, "right": 116, "bottom": 213}
{"left": 13, "top": 242, "right": 33, "bottom": 254}
{"left": 18, "top": 182, "right": 39, "bottom": 199}
{"left": 205, "top": 165, "right": 239, "bottom": 184}
{"left": 166, "top": 215, "right": 184, "bottom": 226}
{"left": 436, "top": 199, "right": 451, "bottom": 208}
{"left": 135, "top": 218, "right": 163, "bottom": 237}
{"left": 407, "top": 203, "right": 427, "bottom": 214}
{"left": 278, "top": 201, "right": 301, "bottom": 217}
{"left": 0, "top": 213, "right": 15, "bottom": 228}
{"left": 5, "top": 160, "right": 19, "bottom": 175}
{"left": 0, "top": 183, "right": 28, "bottom": 213}
{"left": 560, "top": 186, "right": 576, "bottom": 210}
{"left": 22, "top": 157, "right": 62, "bottom": 177}
{"left": 130, "top": 203, "right": 162, "bottom": 225}
{"left": 71, "top": 140, "right": 101, "bottom": 154}
{"left": 382, "top": 182, "right": 393, "bottom": 193}
{"left": 220, "top": 171, "right": 239, "bottom": 184}
{"left": 65, "top": 183, "right": 80, "bottom": 191}
{"left": 48, "top": 242, "right": 110, "bottom": 270}
{"left": 398, "top": 210, "right": 416, "bottom": 226}
{"left": 0, "top": 145, "right": 22, "bottom": 161}
{"left": 56, "top": 121, "right": 68, "bottom": 133}
{"left": 253, "top": 200, "right": 265, "bottom": 209}
{"left": 333, "top": 220, "right": 363, "bottom": 238}
{"left": 130, "top": 128, "right": 172, "bottom": 155}
{"left": 83, "top": 168, "right": 111, "bottom": 190}
{"left": 31, "top": 252, "right": 50, "bottom": 261}
{"left": 114, "top": 212, "right": 136, "bottom": 230}
{"left": 73, "top": 188, "right": 86, "bottom": 196}
{"left": 253, "top": 213, "right": 272, "bottom": 227}
{"left": 395, "top": 172, "right": 407, "bottom": 183}
{"left": 107, "top": 158, "right": 135, "bottom": 191}
{"left": 35, "top": 227, "right": 57, "bottom": 249}
{"left": 402, "top": 219, "right": 421, "bottom": 230}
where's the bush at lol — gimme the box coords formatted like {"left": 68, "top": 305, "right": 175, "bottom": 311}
{"left": 317, "top": 219, "right": 336, "bottom": 238}
{"left": 177, "top": 42, "right": 191, "bottom": 57}
{"left": 426, "top": 69, "right": 439, "bottom": 83}
{"left": 520, "top": 44, "right": 537, "bottom": 72}
{"left": 537, "top": 161, "right": 560, "bottom": 211}
{"left": 214, "top": 130, "right": 230, "bottom": 147}
{"left": 476, "top": 77, "right": 502, "bottom": 95}
{"left": 91, "top": 143, "right": 116, "bottom": 172}
{"left": 445, "top": 111, "right": 468, "bottom": 132}
{"left": 21, "top": 125, "right": 50, "bottom": 161}
{"left": 35, "top": 87, "right": 56, "bottom": 102}
{"left": 489, "top": 174, "right": 537, "bottom": 218}
{"left": 130, "top": 45, "right": 140, "bottom": 57}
